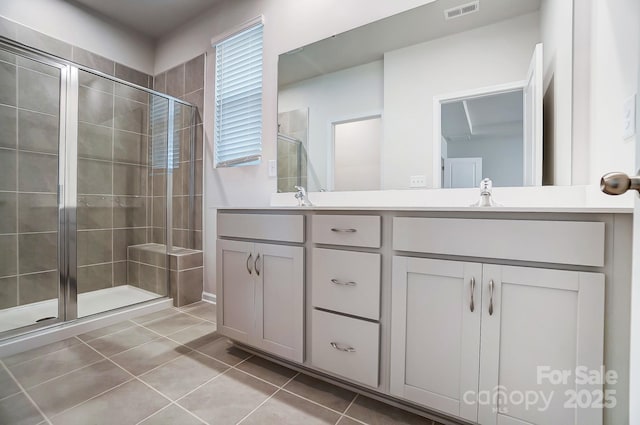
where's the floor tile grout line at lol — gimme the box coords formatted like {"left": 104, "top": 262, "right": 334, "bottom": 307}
{"left": 1, "top": 337, "right": 85, "bottom": 369}
{"left": 170, "top": 354, "right": 257, "bottom": 407}
{"left": 340, "top": 415, "right": 369, "bottom": 425}
{"left": 19, "top": 357, "right": 108, "bottom": 392}
{"left": 175, "top": 308, "right": 216, "bottom": 324}
{"left": 0, "top": 389, "right": 22, "bottom": 403}
{"left": 235, "top": 372, "right": 300, "bottom": 425}
{"left": 85, "top": 312, "right": 211, "bottom": 359}
{"left": 87, "top": 332, "right": 166, "bottom": 359}
{"left": 46, "top": 377, "right": 138, "bottom": 420}
{"left": 132, "top": 401, "right": 210, "bottom": 425}
{"left": 75, "top": 319, "right": 138, "bottom": 342}
{"left": 140, "top": 317, "right": 205, "bottom": 336}
{"left": 274, "top": 386, "right": 356, "bottom": 418}
{"left": 336, "top": 394, "right": 363, "bottom": 425}
{"left": 227, "top": 361, "right": 300, "bottom": 389}
{"left": 76, "top": 333, "right": 200, "bottom": 393}
{"left": 132, "top": 403, "right": 175, "bottom": 425}
{"left": 69, "top": 336, "right": 200, "bottom": 423}
{"left": 40, "top": 338, "right": 152, "bottom": 420}
{"left": 0, "top": 360, "right": 53, "bottom": 425}
{"left": 74, "top": 328, "right": 241, "bottom": 425}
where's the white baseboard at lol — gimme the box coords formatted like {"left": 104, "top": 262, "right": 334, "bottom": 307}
{"left": 202, "top": 292, "right": 216, "bottom": 304}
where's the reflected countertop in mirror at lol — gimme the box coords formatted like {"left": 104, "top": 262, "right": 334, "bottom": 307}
{"left": 277, "top": 0, "right": 574, "bottom": 192}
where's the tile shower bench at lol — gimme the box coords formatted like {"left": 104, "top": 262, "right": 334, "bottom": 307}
{"left": 127, "top": 243, "right": 203, "bottom": 307}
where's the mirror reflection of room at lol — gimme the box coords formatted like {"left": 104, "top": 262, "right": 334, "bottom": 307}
{"left": 441, "top": 90, "right": 524, "bottom": 188}
{"left": 277, "top": 0, "right": 571, "bottom": 192}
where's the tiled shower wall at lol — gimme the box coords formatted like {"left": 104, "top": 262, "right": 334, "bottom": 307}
{"left": 153, "top": 55, "right": 204, "bottom": 250}
{"left": 278, "top": 109, "right": 309, "bottom": 193}
{"left": 0, "top": 52, "right": 62, "bottom": 308}
{"left": 0, "top": 15, "right": 155, "bottom": 306}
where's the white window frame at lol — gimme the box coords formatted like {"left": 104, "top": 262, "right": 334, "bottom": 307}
{"left": 212, "top": 16, "right": 265, "bottom": 168}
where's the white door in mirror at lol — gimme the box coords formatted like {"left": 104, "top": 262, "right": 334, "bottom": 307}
{"left": 444, "top": 158, "right": 482, "bottom": 189}
{"left": 523, "top": 43, "right": 543, "bottom": 186}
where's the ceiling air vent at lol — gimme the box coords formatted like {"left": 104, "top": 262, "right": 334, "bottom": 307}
{"left": 444, "top": 1, "right": 480, "bottom": 20}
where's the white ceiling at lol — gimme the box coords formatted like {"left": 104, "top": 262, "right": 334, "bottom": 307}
{"left": 278, "top": 0, "right": 541, "bottom": 87}
{"left": 70, "top": 0, "right": 220, "bottom": 38}
{"left": 442, "top": 90, "right": 524, "bottom": 142}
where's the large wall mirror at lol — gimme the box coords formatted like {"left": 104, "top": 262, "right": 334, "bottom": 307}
{"left": 277, "top": 0, "right": 573, "bottom": 192}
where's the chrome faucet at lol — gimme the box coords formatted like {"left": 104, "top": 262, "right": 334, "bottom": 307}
{"left": 294, "top": 186, "right": 313, "bottom": 207}
{"left": 470, "top": 178, "right": 500, "bottom": 207}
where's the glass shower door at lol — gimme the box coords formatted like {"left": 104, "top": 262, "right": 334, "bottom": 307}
{"left": 75, "top": 70, "right": 169, "bottom": 318}
{"left": 0, "top": 46, "right": 66, "bottom": 335}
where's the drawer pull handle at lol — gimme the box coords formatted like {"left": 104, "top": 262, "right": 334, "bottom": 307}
{"left": 330, "top": 342, "right": 356, "bottom": 352}
{"left": 246, "top": 253, "right": 253, "bottom": 275}
{"left": 489, "top": 279, "right": 494, "bottom": 316}
{"left": 331, "top": 278, "right": 356, "bottom": 287}
{"left": 330, "top": 228, "right": 357, "bottom": 233}
{"left": 470, "top": 277, "right": 475, "bottom": 312}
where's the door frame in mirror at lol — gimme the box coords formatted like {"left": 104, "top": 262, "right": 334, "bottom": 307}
{"left": 433, "top": 80, "right": 529, "bottom": 188}
{"left": 327, "top": 111, "right": 383, "bottom": 191}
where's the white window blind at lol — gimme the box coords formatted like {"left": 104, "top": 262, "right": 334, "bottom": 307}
{"left": 214, "top": 22, "right": 263, "bottom": 167}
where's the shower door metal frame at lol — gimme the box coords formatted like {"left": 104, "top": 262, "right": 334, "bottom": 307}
{"left": 0, "top": 40, "right": 71, "bottom": 339}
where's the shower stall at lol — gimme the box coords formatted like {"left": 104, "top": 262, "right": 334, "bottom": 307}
{"left": 0, "top": 39, "right": 196, "bottom": 341}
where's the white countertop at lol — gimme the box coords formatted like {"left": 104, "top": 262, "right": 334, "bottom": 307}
{"left": 217, "top": 205, "right": 631, "bottom": 213}
{"left": 215, "top": 185, "right": 634, "bottom": 214}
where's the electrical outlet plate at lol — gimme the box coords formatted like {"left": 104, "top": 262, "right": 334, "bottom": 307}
{"left": 623, "top": 94, "right": 636, "bottom": 140}
{"left": 268, "top": 160, "right": 277, "bottom": 177}
{"left": 409, "top": 175, "right": 426, "bottom": 187}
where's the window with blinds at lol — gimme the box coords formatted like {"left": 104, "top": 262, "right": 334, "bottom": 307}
{"left": 214, "top": 22, "right": 264, "bottom": 167}
{"left": 150, "top": 96, "right": 180, "bottom": 173}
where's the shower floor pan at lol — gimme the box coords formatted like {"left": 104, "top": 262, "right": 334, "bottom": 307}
{"left": 0, "top": 285, "right": 161, "bottom": 334}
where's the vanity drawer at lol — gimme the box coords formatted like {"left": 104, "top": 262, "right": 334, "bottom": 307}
{"left": 312, "top": 248, "right": 380, "bottom": 320}
{"left": 311, "top": 215, "right": 381, "bottom": 248}
{"left": 311, "top": 309, "right": 379, "bottom": 388}
{"left": 393, "top": 217, "right": 605, "bottom": 267}
{"left": 218, "top": 213, "right": 304, "bottom": 243}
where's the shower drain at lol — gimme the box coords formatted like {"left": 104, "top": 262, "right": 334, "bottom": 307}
{"left": 35, "top": 317, "right": 56, "bottom": 323}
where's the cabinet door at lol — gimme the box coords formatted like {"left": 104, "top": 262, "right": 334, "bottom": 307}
{"left": 391, "top": 256, "right": 482, "bottom": 422}
{"left": 478, "top": 265, "right": 604, "bottom": 425}
{"left": 253, "top": 243, "right": 304, "bottom": 362}
{"left": 216, "top": 239, "right": 255, "bottom": 343}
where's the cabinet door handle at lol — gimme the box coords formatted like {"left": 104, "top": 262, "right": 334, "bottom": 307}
{"left": 331, "top": 228, "right": 357, "bottom": 233}
{"left": 254, "top": 254, "right": 261, "bottom": 276}
{"left": 246, "top": 253, "right": 253, "bottom": 275}
{"left": 331, "top": 278, "right": 356, "bottom": 286}
{"left": 330, "top": 342, "right": 356, "bottom": 352}
{"left": 489, "top": 279, "right": 494, "bottom": 316}
{"left": 470, "top": 277, "right": 475, "bottom": 312}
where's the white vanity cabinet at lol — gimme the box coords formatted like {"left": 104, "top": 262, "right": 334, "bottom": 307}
{"left": 391, "top": 218, "right": 606, "bottom": 425}
{"left": 216, "top": 209, "right": 628, "bottom": 425}
{"left": 390, "top": 257, "right": 483, "bottom": 422}
{"left": 217, "top": 213, "right": 304, "bottom": 362}
{"left": 310, "top": 214, "right": 382, "bottom": 387}
{"left": 477, "top": 265, "right": 604, "bottom": 425}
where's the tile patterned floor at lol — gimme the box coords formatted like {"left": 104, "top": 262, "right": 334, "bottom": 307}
{"left": 0, "top": 302, "right": 446, "bottom": 425}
